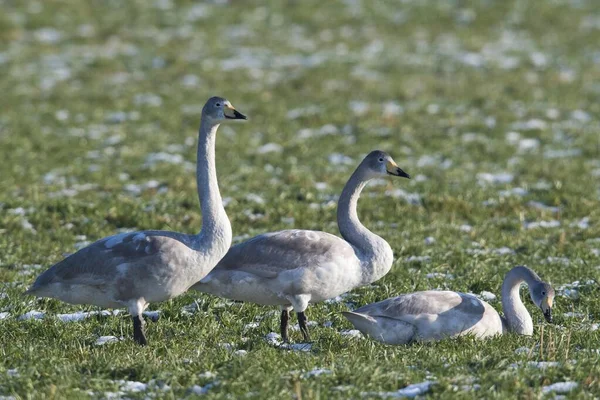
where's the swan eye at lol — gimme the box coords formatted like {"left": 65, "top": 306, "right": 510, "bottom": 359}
{"left": 378, "top": 158, "right": 384, "bottom": 162}
{"left": 542, "top": 291, "right": 546, "bottom": 296}
{"left": 215, "top": 102, "right": 221, "bottom": 107}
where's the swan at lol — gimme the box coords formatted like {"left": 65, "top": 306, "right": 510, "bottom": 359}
{"left": 25, "top": 96, "right": 246, "bottom": 345}
{"left": 191, "top": 150, "right": 410, "bottom": 342}
{"left": 342, "top": 266, "right": 554, "bottom": 345}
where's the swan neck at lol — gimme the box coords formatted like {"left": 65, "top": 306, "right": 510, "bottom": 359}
{"left": 337, "top": 168, "right": 392, "bottom": 281}
{"left": 501, "top": 266, "right": 539, "bottom": 335}
{"left": 196, "top": 118, "right": 232, "bottom": 255}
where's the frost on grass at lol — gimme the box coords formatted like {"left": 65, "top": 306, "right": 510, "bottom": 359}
{"left": 95, "top": 336, "right": 123, "bottom": 346}
{"left": 340, "top": 329, "right": 363, "bottom": 339}
{"left": 362, "top": 381, "right": 435, "bottom": 398}
{"left": 189, "top": 381, "right": 219, "bottom": 395}
{"left": 17, "top": 310, "right": 45, "bottom": 320}
{"left": 542, "top": 382, "right": 578, "bottom": 394}
{"left": 303, "top": 368, "right": 332, "bottom": 378}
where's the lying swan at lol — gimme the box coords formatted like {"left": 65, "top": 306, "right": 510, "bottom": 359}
{"left": 343, "top": 266, "right": 554, "bottom": 344}
{"left": 192, "top": 150, "right": 410, "bottom": 342}
{"left": 25, "top": 97, "right": 246, "bottom": 345}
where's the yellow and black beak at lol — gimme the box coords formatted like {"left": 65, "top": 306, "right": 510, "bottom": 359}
{"left": 541, "top": 296, "right": 553, "bottom": 323}
{"left": 386, "top": 160, "right": 410, "bottom": 179}
{"left": 224, "top": 103, "right": 247, "bottom": 120}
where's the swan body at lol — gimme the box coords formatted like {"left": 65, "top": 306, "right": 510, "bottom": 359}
{"left": 343, "top": 266, "right": 554, "bottom": 345}
{"left": 192, "top": 150, "right": 410, "bottom": 341}
{"left": 26, "top": 96, "right": 247, "bottom": 345}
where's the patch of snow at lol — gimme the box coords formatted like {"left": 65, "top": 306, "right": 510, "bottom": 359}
{"left": 265, "top": 332, "right": 281, "bottom": 346}
{"left": 328, "top": 153, "right": 354, "bottom": 165}
{"left": 280, "top": 343, "right": 312, "bottom": 352}
{"left": 6, "top": 369, "right": 19, "bottom": 377}
{"left": 118, "top": 381, "right": 147, "bottom": 392}
{"left": 0, "top": 312, "right": 10, "bottom": 320}
{"left": 18, "top": 310, "right": 45, "bottom": 320}
{"left": 424, "top": 236, "right": 436, "bottom": 245}
{"left": 426, "top": 272, "right": 454, "bottom": 279}
{"left": 143, "top": 310, "right": 160, "bottom": 321}
{"left": 477, "top": 173, "right": 514, "bottom": 184}
{"left": 385, "top": 188, "right": 422, "bottom": 205}
{"left": 459, "top": 224, "right": 473, "bottom": 232}
{"left": 189, "top": 381, "right": 219, "bottom": 395}
{"left": 563, "top": 312, "right": 585, "bottom": 318}
{"left": 524, "top": 220, "right": 561, "bottom": 229}
{"left": 362, "top": 381, "right": 435, "bottom": 398}
{"left": 304, "top": 368, "right": 332, "bottom": 378}
{"left": 256, "top": 143, "right": 283, "bottom": 154}
{"left": 542, "top": 382, "right": 578, "bottom": 394}
{"left": 478, "top": 291, "right": 497, "bottom": 301}
{"left": 340, "top": 329, "right": 363, "bottom": 338}
{"left": 95, "top": 336, "right": 122, "bottom": 346}
{"left": 544, "top": 149, "right": 582, "bottom": 159}
{"left": 233, "top": 350, "right": 248, "bottom": 356}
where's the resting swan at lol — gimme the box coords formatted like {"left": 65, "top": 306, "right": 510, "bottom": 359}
{"left": 192, "top": 150, "right": 410, "bottom": 342}
{"left": 343, "top": 266, "right": 554, "bottom": 345}
{"left": 25, "top": 96, "right": 246, "bottom": 345}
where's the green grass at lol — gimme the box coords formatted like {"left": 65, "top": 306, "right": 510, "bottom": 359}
{"left": 1, "top": 0, "right": 600, "bottom": 398}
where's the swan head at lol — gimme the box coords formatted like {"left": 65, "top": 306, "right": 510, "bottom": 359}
{"left": 530, "top": 281, "right": 554, "bottom": 323}
{"left": 362, "top": 150, "right": 410, "bottom": 179}
{"left": 202, "top": 96, "right": 247, "bottom": 123}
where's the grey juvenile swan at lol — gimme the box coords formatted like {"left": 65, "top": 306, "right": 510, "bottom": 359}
{"left": 343, "top": 266, "right": 554, "bottom": 345}
{"left": 26, "top": 96, "right": 246, "bottom": 345}
{"left": 192, "top": 150, "right": 410, "bottom": 342}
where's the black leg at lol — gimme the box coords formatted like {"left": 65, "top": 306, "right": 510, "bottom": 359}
{"left": 280, "top": 309, "right": 290, "bottom": 343}
{"left": 297, "top": 311, "right": 311, "bottom": 342}
{"left": 132, "top": 314, "right": 148, "bottom": 346}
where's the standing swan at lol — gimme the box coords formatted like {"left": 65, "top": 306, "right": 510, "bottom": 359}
{"left": 25, "top": 96, "right": 246, "bottom": 345}
{"left": 343, "top": 266, "right": 554, "bottom": 345}
{"left": 192, "top": 150, "right": 410, "bottom": 342}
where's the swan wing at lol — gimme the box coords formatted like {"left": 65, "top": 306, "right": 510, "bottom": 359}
{"left": 215, "top": 229, "right": 356, "bottom": 279}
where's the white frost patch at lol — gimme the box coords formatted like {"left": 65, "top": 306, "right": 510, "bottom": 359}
{"left": 244, "top": 322, "right": 260, "bottom": 330}
{"left": 499, "top": 187, "right": 529, "bottom": 197}
{"left": 280, "top": 343, "right": 312, "bottom": 352}
{"left": 385, "top": 188, "right": 422, "bottom": 205}
{"left": 459, "top": 224, "right": 472, "bottom": 232}
{"left": 510, "top": 361, "right": 560, "bottom": 369}
{"left": 6, "top": 369, "right": 19, "bottom": 377}
{"left": 477, "top": 173, "right": 514, "bottom": 185}
{"left": 57, "top": 310, "right": 119, "bottom": 322}
{"left": 118, "top": 380, "right": 147, "bottom": 392}
{"left": 144, "top": 152, "right": 184, "bottom": 167}
{"left": 265, "top": 332, "right": 282, "bottom": 346}
{"left": 571, "top": 217, "right": 590, "bottom": 229}
{"left": 95, "top": 336, "right": 123, "bottom": 346}
{"left": 256, "top": 143, "right": 283, "bottom": 155}
{"left": 528, "top": 201, "right": 560, "bottom": 213}
{"left": 524, "top": 220, "right": 561, "bottom": 229}
{"left": 0, "top": 312, "right": 10, "bottom": 320}
{"left": 426, "top": 272, "right": 454, "bottom": 280}
{"left": 515, "top": 346, "right": 531, "bottom": 355}
{"left": 362, "top": 381, "right": 435, "bottom": 398}
{"left": 424, "top": 236, "right": 436, "bottom": 245}
{"left": 244, "top": 193, "right": 265, "bottom": 204}
{"left": 542, "top": 382, "right": 578, "bottom": 394}
{"left": 304, "top": 368, "right": 332, "bottom": 378}
{"left": 544, "top": 148, "right": 582, "bottom": 159}
{"left": 190, "top": 381, "right": 219, "bottom": 395}
{"left": 340, "top": 329, "right": 363, "bottom": 339}
{"left": 18, "top": 310, "right": 45, "bottom": 320}
{"left": 478, "top": 291, "right": 497, "bottom": 301}
{"left": 328, "top": 153, "right": 354, "bottom": 165}
{"left": 563, "top": 312, "right": 585, "bottom": 318}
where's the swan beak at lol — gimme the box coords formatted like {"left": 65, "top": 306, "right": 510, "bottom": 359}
{"left": 542, "top": 296, "right": 553, "bottom": 323}
{"left": 224, "top": 103, "right": 247, "bottom": 120}
{"left": 386, "top": 160, "right": 410, "bottom": 179}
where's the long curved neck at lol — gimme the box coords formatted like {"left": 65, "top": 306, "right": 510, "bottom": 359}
{"left": 501, "top": 266, "right": 540, "bottom": 335}
{"left": 195, "top": 118, "right": 232, "bottom": 258}
{"left": 337, "top": 168, "right": 392, "bottom": 282}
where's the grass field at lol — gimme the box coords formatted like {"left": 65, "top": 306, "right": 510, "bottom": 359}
{"left": 1, "top": 0, "right": 600, "bottom": 398}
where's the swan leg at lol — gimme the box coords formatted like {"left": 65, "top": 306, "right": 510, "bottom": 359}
{"left": 280, "top": 309, "right": 290, "bottom": 343}
{"left": 297, "top": 311, "right": 311, "bottom": 342}
{"left": 127, "top": 299, "right": 148, "bottom": 346}
{"left": 132, "top": 314, "right": 148, "bottom": 346}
